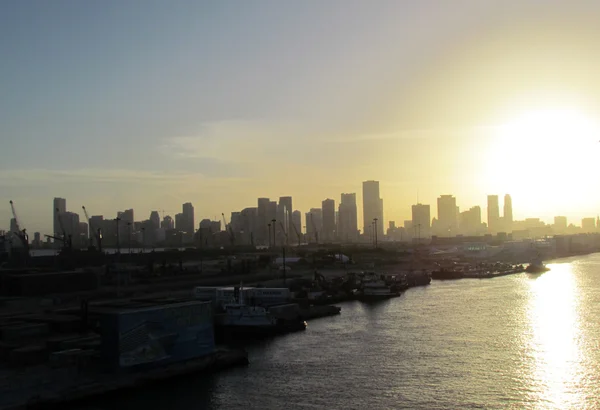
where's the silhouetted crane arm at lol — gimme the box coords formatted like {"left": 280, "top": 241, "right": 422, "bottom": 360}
{"left": 9, "top": 200, "right": 21, "bottom": 233}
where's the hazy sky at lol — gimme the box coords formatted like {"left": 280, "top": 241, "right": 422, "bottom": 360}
{"left": 3, "top": 1, "right": 600, "bottom": 234}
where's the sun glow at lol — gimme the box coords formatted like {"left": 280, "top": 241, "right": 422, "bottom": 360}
{"left": 484, "top": 107, "right": 600, "bottom": 217}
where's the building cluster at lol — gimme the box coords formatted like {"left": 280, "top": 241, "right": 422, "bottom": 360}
{"left": 5, "top": 181, "right": 600, "bottom": 250}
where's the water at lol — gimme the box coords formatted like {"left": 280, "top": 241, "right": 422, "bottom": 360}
{"left": 86, "top": 254, "right": 600, "bottom": 409}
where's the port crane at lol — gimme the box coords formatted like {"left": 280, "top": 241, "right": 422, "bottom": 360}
{"left": 291, "top": 222, "right": 302, "bottom": 246}
{"left": 221, "top": 213, "right": 235, "bottom": 247}
{"left": 9, "top": 200, "right": 30, "bottom": 261}
{"left": 278, "top": 221, "right": 289, "bottom": 247}
{"left": 82, "top": 206, "right": 102, "bottom": 252}
{"left": 48, "top": 208, "right": 72, "bottom": 251}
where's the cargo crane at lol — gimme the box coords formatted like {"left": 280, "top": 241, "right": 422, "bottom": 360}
{"left": 82, "top": 206, "right": 102, "bottom": 252}
{"left": 310, "top": 213, "right": 319, "bottom": 244}
{"left": 291, "top": 222, "right": 302, "bottom": 246}
{"left": 221, "top": 213, "right": 235, "bottom": 247}
{"left": 9, "top": 200, "right": 30, "bottom": 261}
{"left": 55, "top": 208, "right": 72, "bottom": 251}
{"left": 279, "top": 221, "right": 289, "bottom": 246}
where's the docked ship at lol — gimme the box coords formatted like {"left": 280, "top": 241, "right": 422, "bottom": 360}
{"left": 215, "top": 285, "right": 306, "bottom": 340}
{"left": 357, "top": 274, "right": 402, "bottom": 301}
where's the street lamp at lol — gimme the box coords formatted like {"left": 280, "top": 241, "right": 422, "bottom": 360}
{"left": 373, "top": 218, "right": 378, "bottom": 249}
{"left": 267, "top": 223, "right": 272, "bottom": 248}
{"left": 271, "top": 219, "right": 277, "bottom": 247}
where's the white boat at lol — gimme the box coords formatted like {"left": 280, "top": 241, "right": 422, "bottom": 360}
{"left": 358, "top": 274, "right": 401, "bottom": 301}
{"left": 216, "top": 283, "right": 306, "bottom": 338}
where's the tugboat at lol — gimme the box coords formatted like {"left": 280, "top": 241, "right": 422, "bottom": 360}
{"left": 357, "top": 273, "right": 401, "bottom": 301}
{"left": 525, "top": 258, "right": 549, "bottom": 274}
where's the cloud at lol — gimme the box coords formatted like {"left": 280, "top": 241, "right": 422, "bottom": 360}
{"left": 0, "top": 168, "right": 248, "bottom": 187}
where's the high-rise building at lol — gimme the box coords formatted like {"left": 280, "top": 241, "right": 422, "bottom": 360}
{"left": 291, "top": 210, "right": 302, "bottom": 237}
{"left": 240, "top": 207, "right": 258, "bottom": 245}
{"left": 306, "top": 208, "right": 322, "bottom": 243}
{"left": 553, "top": 216, "right": 567, "bottom": 234}
{"left": 487, "top": 195, "right": 500, "bottom": 233}
{"left": 582, "top": 217, "right": 596, "bottom": 232}
{"left": 503, "top": 194, "right": 513, "bottom": 232}
{"left": 362, "top": 181, "right": 384, "bottom": 239}
{"left": 278, "top": 196, "right": 293, "bottom": 237}
{"left": 322, "top": 199, "right": 336, "bottom": 242}
{"left": 459, "top": 206, "right": 482, "bottom": 236}
{"left": 437, "top": 195, "right": 458, "bottom": 236}
{"left": 338, "top": 193, "right": 358, "bottom": 242}
{"left": 150, "top": 211, "right": 160, "bottom": 230}
{"left": 53, "top": 197, "right": 67, "bottom": 238}
{"left": 175, "top": 213, "right": 184, "bottom": 231}
{"left": 62, "top": 211, "right": 81, "bottom": 248}
{"left": 411, "top": 203, "right": 431, "bottom": 239}
{"left": 162, "top": 215, "right": 174, "bottom": 230}
{"left": 257, "top": 198, "right": 270, "bottom": 246}
{"left": 182, "top": 202, "right": 194, "bottom": 234}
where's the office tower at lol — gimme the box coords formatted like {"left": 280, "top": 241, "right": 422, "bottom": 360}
{"left": 582, "top": 218, "right": 596, "bottom": 232}
{"left": 338, "top": 193, "right": 358, "bottom": 243}
{"left": 503, "top": 194, "right": 513, "bottom": 232}
{"left": 306, "top": 208, "right": 322, "bottom": 243}
{"left": 257, "top": 198, "right": 270, "bottom": 245}
{"left": 278, "top": 196, "right": 293, "bottom": 235}
{"left": 411, "top": 203, "right": 431, "bottom": 239}
{"left": 459, "top": 206, "right": 482, "bottom": 236}
{"left": 162, "top": 215, "right": 174, "bottom": 230}
{"left": 175, "top": 213, "right": 184, "bottom": 231}
{"left": 487, "top": 195, "right": 500, "bottom": 233}
{"left": 291, "top": 210, "right": 302, "bottom": 237}
{"left": 79, "top": 222, "right": 88, "bottom": 245}
{"left": 362, "top": 180, "right": 384, "bottom": 239}
{"left": 62, "top": 211, "right": 81, "bottom": 248}
{"left": 240, "top": 207, "right": 258, "bottom": 245}
{"left": 437, "top": 195, "right": 458, "bottom": 236}
{"left": 322, "top": 199, "right": 336, "bottom": 242}
{"left": 230, "top": 212, "right": 242, "bottom": 233}
{"left": 554, "top": 216, "right": 567, "bottom": 234}
{"left": 53, "top": 197, "right": 67, "bottom": 238}
{"left": 150, "top": 211, "right": 160, "bottom": 230}
{"left": 182, "top": 202, "right": 194, "bottom": 234}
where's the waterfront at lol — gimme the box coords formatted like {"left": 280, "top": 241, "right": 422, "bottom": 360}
{"left": 82, "top": 254, "right": 600, "bottom": 409}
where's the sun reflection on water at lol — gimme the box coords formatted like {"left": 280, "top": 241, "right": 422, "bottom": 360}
{"left": 526, "top": 263, "right": 583, "bottom": 409}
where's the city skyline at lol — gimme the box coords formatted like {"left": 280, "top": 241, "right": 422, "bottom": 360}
{"left": 4, "top": 183, "right": 599, "bottom": 240}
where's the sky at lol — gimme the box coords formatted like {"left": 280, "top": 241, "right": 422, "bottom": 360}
{"left": 2, "top": 0, "right": 600, "bottom": 234}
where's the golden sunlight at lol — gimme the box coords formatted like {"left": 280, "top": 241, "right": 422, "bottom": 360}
{"left": 484, "top": 107, "right": 600, "bottom": 215}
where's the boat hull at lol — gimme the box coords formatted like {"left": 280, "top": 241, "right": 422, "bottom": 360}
{"left": 357, "top": 292, "right": 401, "bottom": 302}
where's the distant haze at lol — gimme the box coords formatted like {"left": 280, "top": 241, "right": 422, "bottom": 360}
{"left": 2, "top": 1, "right": 600, "bottom": 234}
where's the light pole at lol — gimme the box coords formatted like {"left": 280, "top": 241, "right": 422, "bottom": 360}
{"left": 271, "top": 219, "right": 277, "bottom": 248}
{"left": 267, "top": 223, "right": 272, "bottom": 248}
{"left": 127, "top": 222, "right": 132, "bottom": 254}
{"left": 373, "top": 218, "right": 378, "bottom": 249}
{"left": 115, "top": 217, "right": 121, "bottom": 254}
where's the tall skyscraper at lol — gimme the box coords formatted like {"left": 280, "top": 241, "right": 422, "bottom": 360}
{"left": 149, "top": 211, "right": 160, "bottom": 230}
{"left": 306, "top": 208, "right": 322, "bottom": 243}
{"left": 182, "top": 202, "right": 194, "bottom": 234}
{"left": 411, "top": 203, "right": 431, "bottom": 239}
{"left": 487, "top": 195, "right": 500, "bottom": 233}
{"left": 554, "top": 216, "right": 567, "bottom": 234}
{"left": 459, "top": 206, "right": 482, "bottom": 236}
{"left": 503, "top": 194, "right": 513, "bottom": 232}
{"left": 437, "top": 195, "right": 458, "bottom": 236}
{"left": 257, "top": 198, "right": 270, "bottom": 245}
{"left": 322, "top": 199, "right": 336, "bottom": 242}
{"left": 291, "top": 210, "right": 302, "bottom": 237}
{"left": 582, "top": 217, "right": 596, "bottom": 232}
{"left": 53, "top": 197, "right": 66, "bottom": 238}
{"left": 363, "top": 181, "right": 384, "bottom": 239}
{"left": 240, "top": 207, "right": 257, "bottom": 245}
{"left": 338, "top": 193, "right": 358, "bottom": 242}
{"left": 278, "top": 196, "right": 293, "bottom": 236}
{"left": 162, "top": 215, "right": 174, "bottom": 230}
